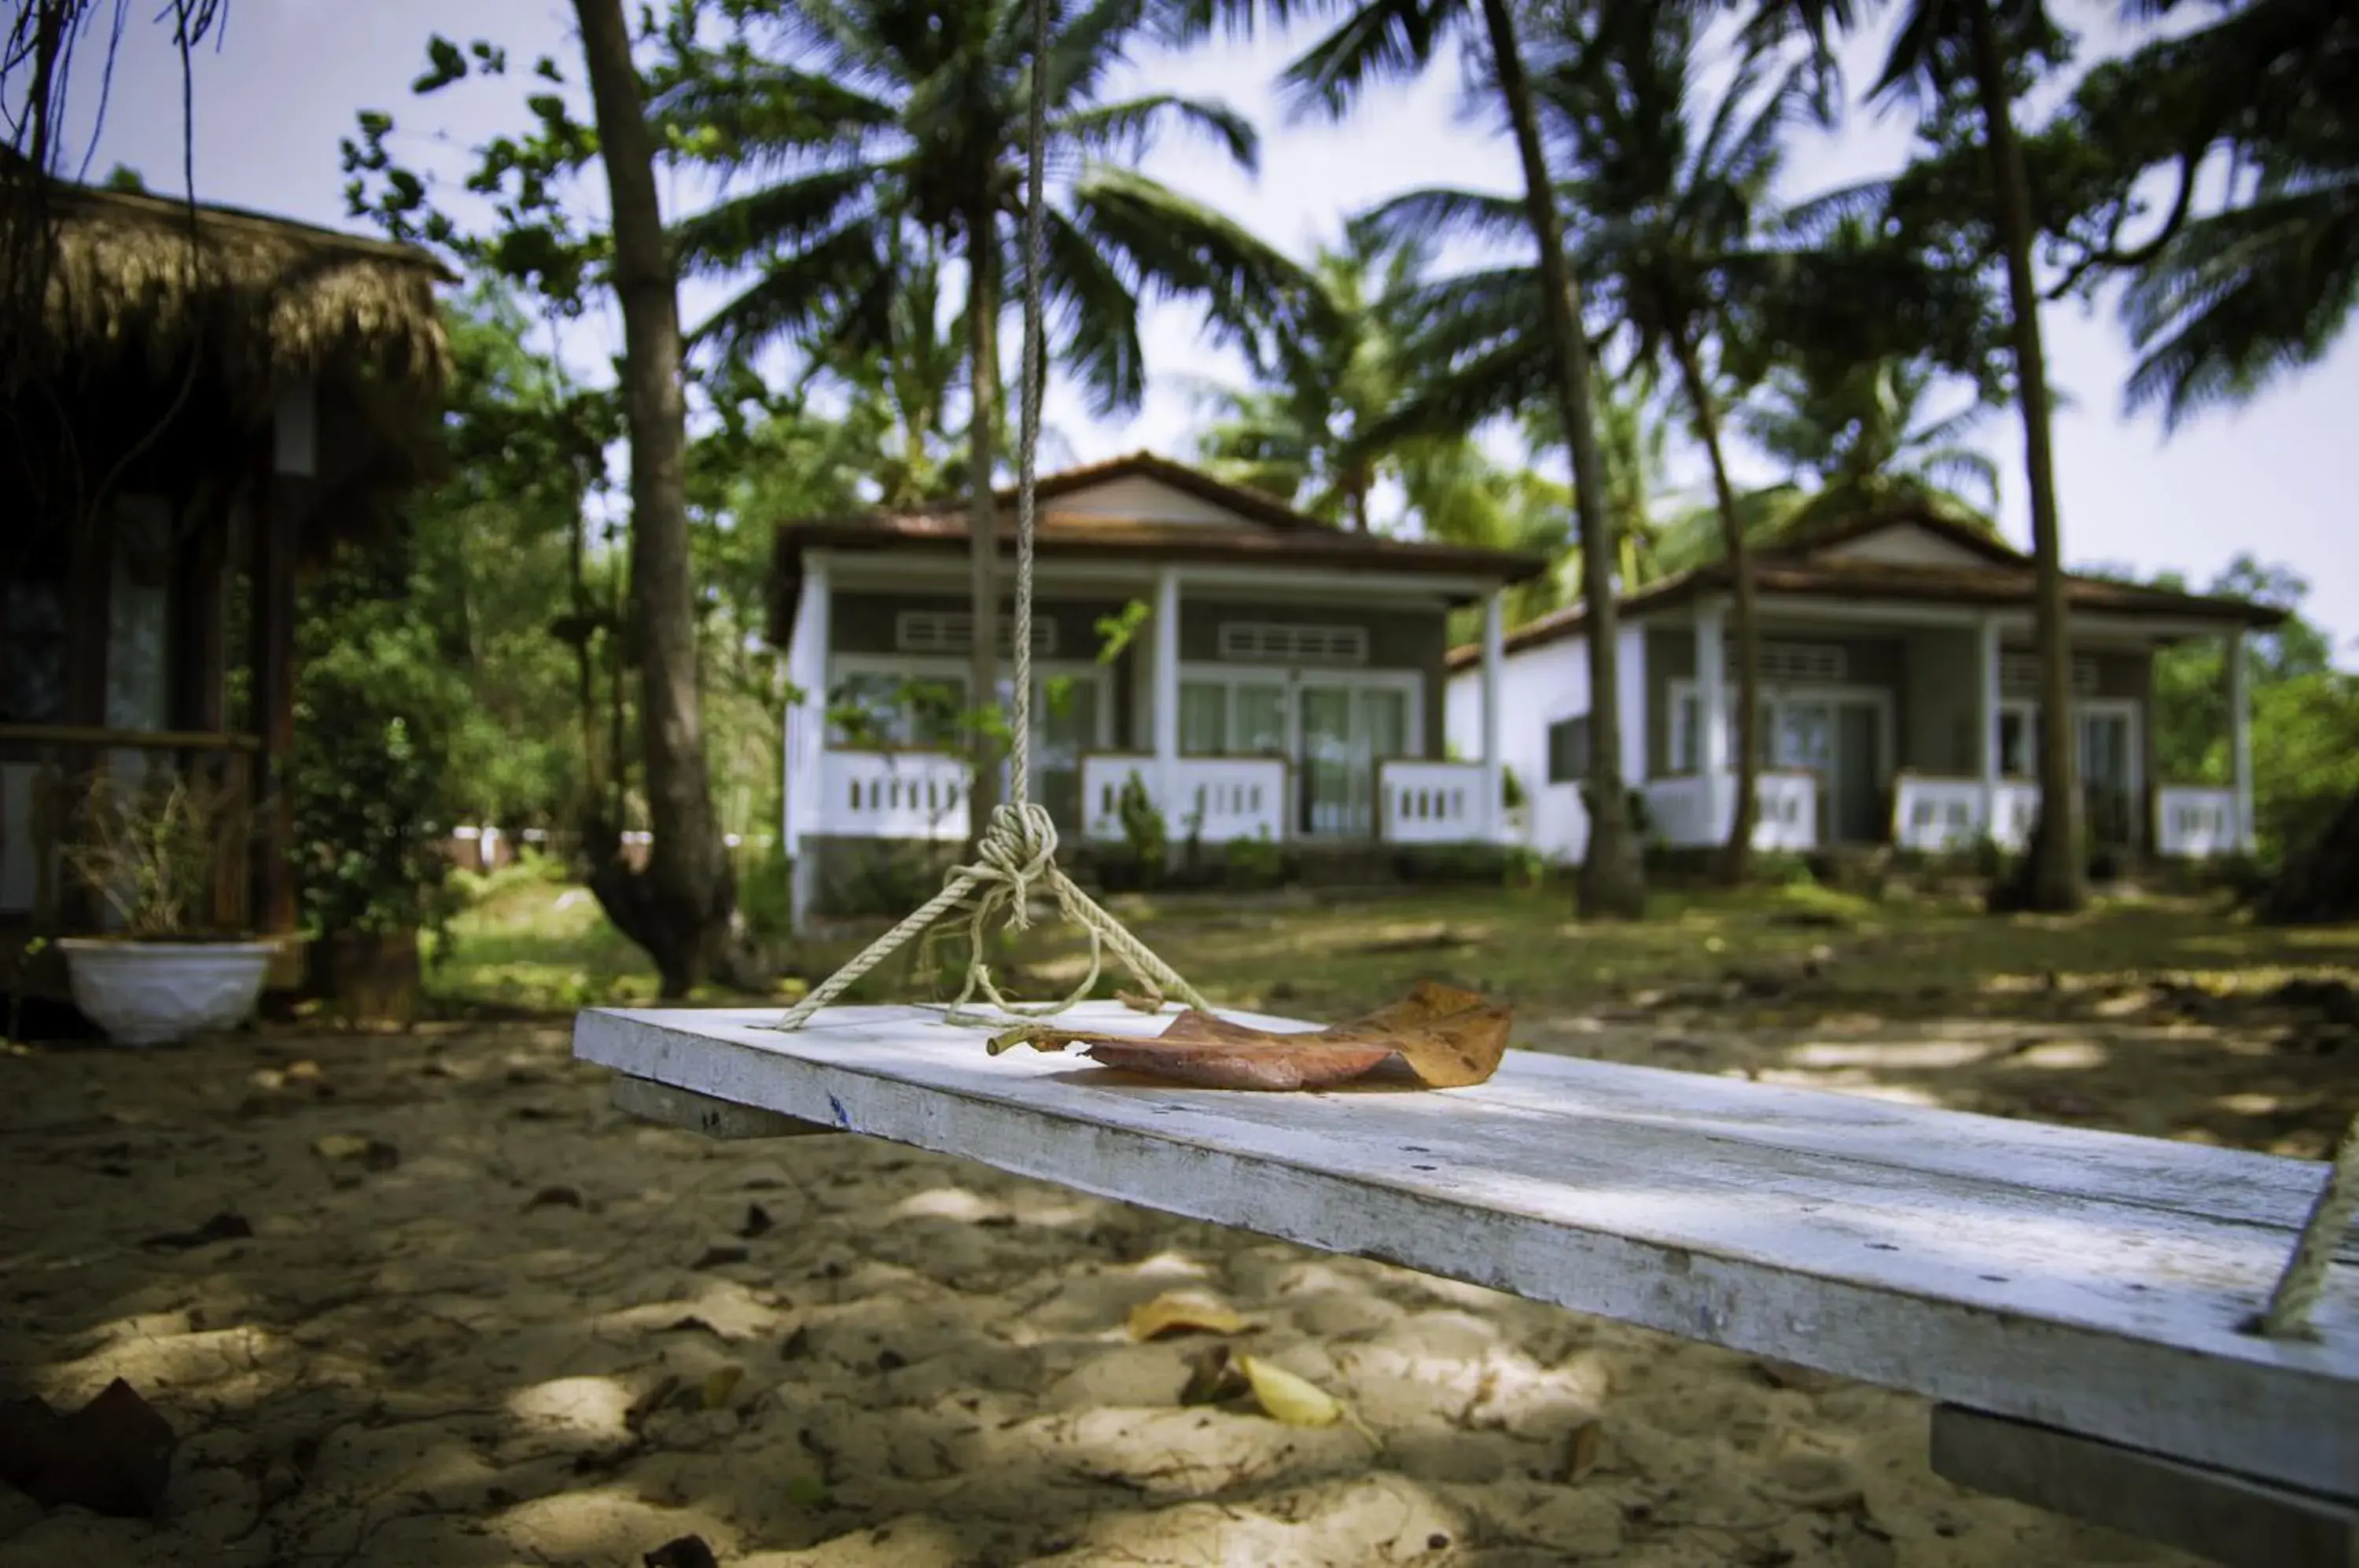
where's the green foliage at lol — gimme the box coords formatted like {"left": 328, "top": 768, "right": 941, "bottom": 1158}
{"left": 2144, "top": 555, "right": 2355, "bottom": 865}
{"left": 1224, "top": 830, "right": 1286, "bottom": 889}
{"left": 1116, "top": 773, "right": 1170, "bottom": 885}
{"left": 289, "top": 542, "right": 466, "bottom": 942}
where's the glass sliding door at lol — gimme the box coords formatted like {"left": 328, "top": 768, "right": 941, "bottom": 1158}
{"left": 1294, "top": 680, "right": 1411, "bottom": 837}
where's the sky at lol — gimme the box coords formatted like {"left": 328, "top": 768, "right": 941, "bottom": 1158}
{"left": 46, "top": 0, "right": 2359, "bottom": 662}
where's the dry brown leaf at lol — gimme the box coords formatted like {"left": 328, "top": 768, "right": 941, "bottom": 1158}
{"left": 1125, "top": 1291, "right": 1251, "bottom": 1342}
{"left": 997, "top": 979, "right": 1511, "bottom": 1092}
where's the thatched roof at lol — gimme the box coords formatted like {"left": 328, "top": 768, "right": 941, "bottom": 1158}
{"left": 6, "top": 171, "right": 455, "bottom": 419}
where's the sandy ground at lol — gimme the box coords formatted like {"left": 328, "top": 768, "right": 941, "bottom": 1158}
{"left": 6, "top": 982, "right": 2342, "bottom": 1568}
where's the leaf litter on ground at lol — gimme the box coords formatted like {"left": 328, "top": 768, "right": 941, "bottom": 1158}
{"left": 989, "top": 978, "right": 1511, "bottom": 1091}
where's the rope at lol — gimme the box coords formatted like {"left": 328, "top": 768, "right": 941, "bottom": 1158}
{"left": 2255, "top": 1108, "right": 2358, "bottom": 1340}
{"left": 774, "top": 0, "right": 1210, "bottom": 1036}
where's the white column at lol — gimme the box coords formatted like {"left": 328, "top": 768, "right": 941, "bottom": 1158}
{"left": 1977, "top": 615, "right": 2002, "bottom": 838}
{"left": 786, "top": 558, "right": 831, "bottom": 930}
{"left": 1153, "top": 568, "right": 1181, "bottom": 815}
{"left": 1695, "top": 602, "right": 1728, "bottom": 841}
{"left": 1480, "top": 590, "right": 1505, "bottom": 843}
{"left": 2228, "top": 626, "right": 2254, "bottom": 852}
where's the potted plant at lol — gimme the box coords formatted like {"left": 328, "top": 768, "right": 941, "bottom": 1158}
{"left": 59, "top": 767, "right": 273, "bottom": 1047}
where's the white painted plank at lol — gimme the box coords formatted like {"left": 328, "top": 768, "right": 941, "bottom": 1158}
{"left": 572, "top": 1003, "right": 2358, "bottom": 1499}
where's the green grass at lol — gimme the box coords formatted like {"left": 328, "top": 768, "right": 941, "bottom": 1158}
{"left": 425, "top": 861, "right": 660, "bottom": 1013}
{"left": 424, "top": 864, "right": 2359, "bottom": 1026}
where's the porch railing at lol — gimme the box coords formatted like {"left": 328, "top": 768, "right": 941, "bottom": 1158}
{"left": 1642, "top": 771, "right": 1819, "bottom": 852}
{"left": 819, "top": 749, "right": 970, "bottom": 842}
{"left": 1080, "top": 754, "right": 1288, "bottom": 845}
{"left": 0, "top": 726, "right": 259, "bottom": 932}
{"left": 2155, "top": 785, "right": 2238, "bottom": 858}
{"left": 1889, "top": 775, "right": 2068, "bottom": 855}
{"left": 1377, "top": 759, "right": 1495, "bottom": 845}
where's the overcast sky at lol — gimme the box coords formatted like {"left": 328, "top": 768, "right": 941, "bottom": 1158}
{"left": 52, "top": 0, "right": 2359, "bottom": 661}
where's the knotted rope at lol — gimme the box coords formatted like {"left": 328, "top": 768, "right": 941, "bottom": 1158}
{"left": 775, "top": 0, "right": 1208, "bottom": 1035}
{"left": 2254, "top": 1108, "right": 2358, "bottom": 1340}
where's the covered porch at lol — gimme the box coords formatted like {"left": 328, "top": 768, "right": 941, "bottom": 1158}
{"left": 1638, "top": 596, "right": 2261, "bottom": 862}
{"left": 776, "top": 545, "right": 1522, "bottom": 918}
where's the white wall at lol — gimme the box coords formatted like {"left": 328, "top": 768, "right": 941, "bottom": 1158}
{"left": 1447, "top": 623, "right": 1649, "bottom": 866}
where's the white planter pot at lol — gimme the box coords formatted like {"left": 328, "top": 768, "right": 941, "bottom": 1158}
{"left": 58, "top": 939, "right": 274, "bottom": 1047}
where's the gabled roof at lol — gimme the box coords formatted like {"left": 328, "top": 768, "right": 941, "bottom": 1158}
{"left": 770, "top": 451, "right": 1548, "bottom": 646}
{"left": 1444, "top": 507, "right": 2285, "bottom": 669}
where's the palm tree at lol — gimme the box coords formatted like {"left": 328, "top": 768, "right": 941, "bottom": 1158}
{"left": 663, "top": 0, "right": 1308, "bottom": 832}
{"left": 1167, "top": 0, "right": 1648, "bottom": 917}
{"left": 1356, "top": 2, "right": 1801, "bottom": 878}
{"left": 1742, "top": 354, "right": 2000, "bottom": 528}
{"left": 1531, "top": 0, "right": 1811, "bottom": 882}
{"left": 1750, "top": 0, "right": 2083, "bottom": 907}
{"left": 2091, "top": 0, "right": 2359, "bottom": 429}
{"left": 1189, "top": 227, "right": 1432, "bottom": 531}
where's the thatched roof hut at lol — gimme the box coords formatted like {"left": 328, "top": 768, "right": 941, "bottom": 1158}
{"left": 4, "top": 167, "right": 454, "bottom": 461}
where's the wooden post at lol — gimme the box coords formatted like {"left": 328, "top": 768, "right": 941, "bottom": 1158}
{"left": 1480, "top": 590, "right": 1505, "bottom": 843}
{"left": 1153, "top": 567, "right": 1181, "bottom": 820}
{"left": 251, "top": 457, "right": 300, "bottom": 944}
{"left": 786, "top": 558, "right": 831, "bottom": 930}
{"left": 1978, "top": 616, "right": 2003, "bottom": 841}
{"left": 2228, "top": 628, "right": 2254, "bottom": 854}
{"left": 1695, "top": 602, "right": 1728, "bottom": 843}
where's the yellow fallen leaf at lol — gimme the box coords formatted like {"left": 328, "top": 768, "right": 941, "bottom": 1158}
{"left": 1126, "top": 1291, "right": 1250, "bottom": 1342}
{"left": 1565, "top": 1418, "right": 1603, "bottom": 1479}
{"left": 701, "top": 1365, "right": 745, "bottom": 1410}
{"left": 312, "top": 1134, "right": 370, "bottom": 1161}
{"left": 1236, "top": 1355, "right": 1379, "bottom": 1448}
{"left": 285, "top": 1059, "right": 322, "bottom": 1082}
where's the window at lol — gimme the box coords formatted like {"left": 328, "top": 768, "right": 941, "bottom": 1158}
{"left": 1216, "top": 621, "right": 1368, "bottom": 665}
{"left": 1180, "top": 679, "right": 1288, "bottom": 756}
{"left": 827, "top": 672, "right": 967, "bottom": 748}
{"left": 1546, "top": 716, "right": 1590, "bottom": 785}
{"left": 894, "top": 610, "right": 1056, "bottom": 657}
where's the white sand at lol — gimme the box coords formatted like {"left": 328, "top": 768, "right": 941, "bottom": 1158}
{"left": 0, "top": 1017, "right": 2201, "bottom": 1566}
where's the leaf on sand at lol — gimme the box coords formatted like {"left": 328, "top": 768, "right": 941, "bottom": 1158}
{"left": 994, "top": 979, "right": 1511, "bottom": 1092}
{"left": 1126, "top": 1291, "right": 1251, "bottom": 1342}
{"left": 1236, "top": 1355, "right": 1380, "bottom": 1448}
{"left": 700, "top": 1366, "right": 745, "bottom": 1410}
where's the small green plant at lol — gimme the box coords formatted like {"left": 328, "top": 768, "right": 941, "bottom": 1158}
{"left": 1116, "top": 771, "right": 1168, "bottom": 886}
{"left": 1502, "top": 766, "right": 1527, "bottom": 812}
{"left": 1224, "top": 830, "right": 1285, "bottom": 889}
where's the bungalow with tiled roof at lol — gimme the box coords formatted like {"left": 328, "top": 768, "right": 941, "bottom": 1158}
{"left": 1443, "top": 508, "right": 2284, "bottom": 865}
{"left": 770, "top": 452, "right": 1544, "bottom": 920}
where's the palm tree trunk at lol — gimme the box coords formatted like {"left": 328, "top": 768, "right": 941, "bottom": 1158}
{"left": 1672, "top": 329, "right": 1759, "bottom": 885}
{"left": 964, "top": 197, "right": 1006, "bottom": 845}
{"left": 1478, "top": 0, "right": 1644, "bottom": 918}
{"left": 1347, "top": 466, "right": 1372, "bottom": 534}
{"left": 572, "top": 0, "right": 750, "bottom": 995}
{"left": 1968, "top": 0, "right": 2082, "bottom": 912}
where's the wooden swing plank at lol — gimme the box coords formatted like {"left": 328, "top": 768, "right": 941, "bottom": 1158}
{"left": 573, "top": 1002, "right": 2358, "bottom": 1501}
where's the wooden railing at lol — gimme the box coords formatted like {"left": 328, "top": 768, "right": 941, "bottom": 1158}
{"left": 0, "top": 725, "right": 260, "bottom": 933}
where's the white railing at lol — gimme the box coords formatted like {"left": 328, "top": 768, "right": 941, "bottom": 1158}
{"left": 1379, "top": 760, "right": 1496, "bottom": 845}
{"left": 1754, "top": 772, "right": 1818, "bottom": 852}
{"left": 1081, "top": 755, "right": 1288, "bottom": 845}
{"left": 1643, "top": 772, "right": 1819, "bottom": 851}
{"left": 819, "top": 750, "right": 970, "bottom": 841}
{"left": 2156, "top": 785, "right": 2238, "bottom": 858}
{"left": 1891, "top": 775, "right": 2041, "bottom": 853}
{"left": 1643, "top": 775, "right": 1713, "bottom": 848}
{"left": 1893, "top": 775, "right": 1985, "bottom": 853}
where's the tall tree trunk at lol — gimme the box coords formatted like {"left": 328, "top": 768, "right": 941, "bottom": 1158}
{"left": 1672, "top": 329, "right": 1759, "bottom": 885}
{"left": 1479, "top": 0, "right": 1644, "bottom": 918}
{"left": 1969, "top": 0, "right": 2082, "bottom": 913}
{"left": 965, "top": 197, "right": 1006, "bottom": 844}
{"left": 572, "top": 0, "right": 751, "bottom": 994}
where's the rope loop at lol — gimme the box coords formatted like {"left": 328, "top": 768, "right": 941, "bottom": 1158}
{"left": 968, "top": 802, "right": 1058, "bottom": 933}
